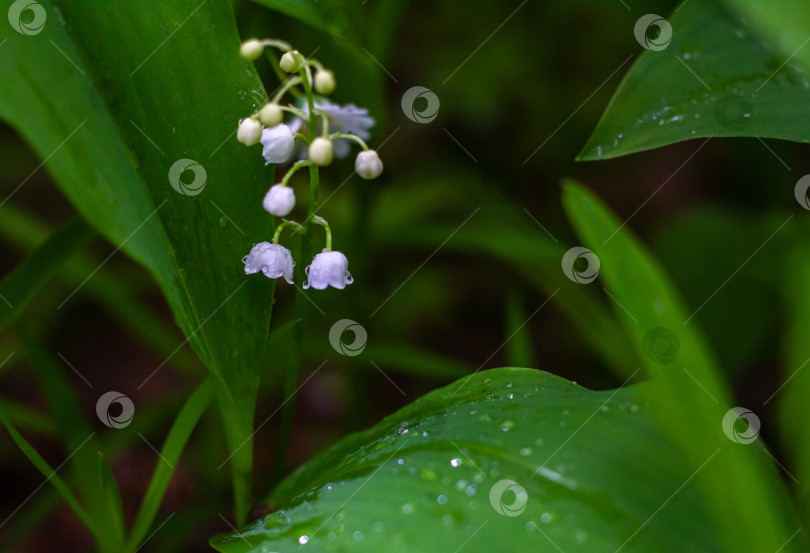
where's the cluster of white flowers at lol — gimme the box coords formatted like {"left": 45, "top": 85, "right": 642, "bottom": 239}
{"left": 237, "top": 38, "right": 383, "bottom": 291}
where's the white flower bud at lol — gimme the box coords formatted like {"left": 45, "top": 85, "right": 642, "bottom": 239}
{"left": 309, "top": 137, "right": 333, "bottom": 166}
{"left": 304, "top": 250, "right": 353, "bottom": 290}
{"left": 236, "top": 117, "right": 262, "bottom": 146}
{"left": 314, "top": 70, "right": 336, "bottom": 95}
{"left": 262, "top": 184, "right": 296, "bottom": 216}
{"left": 354, "top": 150, "right": 383, "bottom": 179}
{"left": 280, "top": 50, "right": 304, "bottom": 72}
{"left": 243, "top": 242, "right": 295, "bottom": 284}
{"left": 240, "top": 39, "right": 264, "bottom": 61}
{"left": 259, "top": 103, "right": 283, "bottom": 127}
{"left": 260, "top": 124, "right": 294, "bottom": 164}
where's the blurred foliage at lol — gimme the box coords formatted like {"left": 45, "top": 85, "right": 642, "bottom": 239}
{"left": 1, "top": 0, "right": 810, "bottom": 551}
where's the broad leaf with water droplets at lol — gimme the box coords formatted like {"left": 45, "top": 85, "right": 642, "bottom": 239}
{"left": 212, "top": 369, "right": 729, "bottom": 552}
{"left": 578, "top": 0, "right": 810, "bottom": 160}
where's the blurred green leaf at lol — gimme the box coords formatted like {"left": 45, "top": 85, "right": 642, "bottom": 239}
{"left": 212, "top": 368, "right": 725, "bottom": 553}
{"left": 26, "top": 346, "right": 125, "bottom": 551}
{"left": 0, "top": 398, "right": 55, "bottom": 436}
{"left": 651, "top": 206, "right": 789, "bottom": 374}
{"left": 377, "top": 216, "right": 638, "bottom": 377}
{"left": 779, "top": 247, "right": 810, "bottom": 490}
{"left": 561, "top": 180, "right": 806, "bottom": 552}
{"left": 0, "top": 217, "right": 94, "bottom": 334}
{"left": 0, "top": 203, "right": 195, "bottom": 372}
{"left": 97, "top": 452, "right": 126, "bottom": 543}
{"left": 504, "top": 289, "right": 537, "bottom": 368}
{"left": 0, "top": 415, "right": 101, "bottom": 541}
{"left": 579, "top": 0, "right": 810, "bottom": 160}
{"left": 128, "top": 378, "right": 214, "bottom": 550}
{"left": 0, "top": 0, "right": 275, "bottom": 391}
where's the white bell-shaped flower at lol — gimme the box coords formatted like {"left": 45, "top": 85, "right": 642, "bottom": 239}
{"left": 309, "top": 137, "right": 333, "bottom": 166}
{"left": 355, "top": 150, "right": 383, "bottom": 179}
{"left": 262, "top": 184, "right": 295, "bottom": 216}
{"left": 237, "top": 118, "right": 262, "bottom": 146}
{"left": 240, "top": 39, "right": 264, "bottom": 61}
{"left": 304, "top": 249, "right": 353, "bottom": 290}
{"left": 259, "top": 103, "right": 283, "bottom": 127}
{"left": 314, "top": 70, "right": 336, "bottom": 95}
{"left": 261, "top": 124, "right": 294, "bottom": 164}
{"left": 243, "top": 242, "right": 295, "bottom": 284}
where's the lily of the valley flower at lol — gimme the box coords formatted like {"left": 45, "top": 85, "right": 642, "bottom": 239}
{"left": 239, "top": 39, "right": 264, "bottom": 61}
{"left": 304, "top": 249, "right": 353, "bottom": 290}
{"left": 263, "top": 184, "right": 295, "bottom": 216}
{"left": 309, "top": 137, "right": 333, "bottom": 166}
{"left": 243, "top": 242, "right": 295, "bottom": 284}
{"left": 314, "top": 70, "right": 336, "bottom": 95}
{"left": 237, "top": 118, "right": 262, "bottom": 146}
{"left": 259, "top": 103, "right": 283, "bottom": 127}
{"left": 289, "top": 99, "right": 374, "bottom": 159}
{"left": 261, "top": 124, "right": 295, "bottom": 164}
{"left": 280, "top": 50, "right": 304, "bottom": 72}
{"left": 355, "top": 150, "right": 383, "bottom": 179}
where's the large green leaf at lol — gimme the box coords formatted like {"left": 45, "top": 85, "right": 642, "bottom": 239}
{"left": 578, "top": 0, "right": 810, "bottom": 160}
{"left": 561, "top": 181, "right": 807, "bottom": 552}
{"left": 0, "top": 0, "right": 275, "bottom": 390}
{"left": 212, "top": 368, "right": 730, "bottom": 552}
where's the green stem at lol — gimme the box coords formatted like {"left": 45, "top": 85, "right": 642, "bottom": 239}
{"left": 271, "top": 76, "right": 301, "bottom": 104}
{"left": 312, "top": 215, "right": 332, "bottom": 251}
{"left": 272, "top": 221, "right": 304, "bottom": 244}
{"left": 280, "top": 160, "right": 313, "bottom": 187}
{"left": 272, "top": 67, "right": 320, "bottom": 487}
{"left": 259, "top": 38, "right": 292, "bottom": 52}
{"left": 216, "top": 382, "right": 257, "bottom": 527}
{"left": 329, "top": 133, "right": 369, "bottom": 150}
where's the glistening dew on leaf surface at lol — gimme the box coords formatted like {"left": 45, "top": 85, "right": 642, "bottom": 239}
{"left": 3, "top": 4, "right": 809, "bottom": 553}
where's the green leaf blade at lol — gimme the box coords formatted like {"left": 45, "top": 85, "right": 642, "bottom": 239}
{"left": 212, "top": 369, "right": 728, "bottom": 553}
{"left": 578, "top": 0, "right": 810, "bottom": 160}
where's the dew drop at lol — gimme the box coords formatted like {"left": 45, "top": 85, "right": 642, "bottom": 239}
{"left": 450, "top": 458, "right": 462, "bottom": 468}
{"left": 397, "top": 458, "right": 405, "bottom": 465}
{"left": 501, "top": 420, "right": 515, "bottom": 432}
{"left": 520, "top": 447, "right": 533, "bottom": 456}
{"left": 437, "top": 494, "right": 448, "bottom": 505}
{"left": 353, "top": 531, "right": 364, "bottom": 541}
{"left": 299, "top": 535, "right": 309, "bottom": 545}
{"left": 540, "top": 513, "right": 552, "bottom": 524}
{"left": 402, "top": 504, "right": 413, "bottom": 514}
{"left": 465, "top": 483, "right": 478, "bottom": 496}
